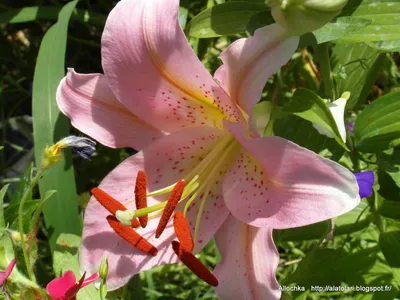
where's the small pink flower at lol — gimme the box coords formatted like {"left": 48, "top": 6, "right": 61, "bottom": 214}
{"left": 0, "top": 259, "right": 16, "bottom": 287}
{"left": 46, "top": 271, "right": 99, "bottom": 300}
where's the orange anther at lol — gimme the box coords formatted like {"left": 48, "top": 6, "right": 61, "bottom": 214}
{"left": 107, "top": 216, "right": 158, "bottom": 256}
{"left": 135, "top": 171, "right": 148, "bottom": 228}
{"left": 155, "top": 180, "right": 185, "bottom": 238}
{"left": 91, "top": 187, "right": 126, "bottom": 215}
{"left": 173, "top": 211, "right": 194, "bottom": 252}
{"left": 172, "top": 241, "right": 218, "bottom": 287}
{"left": 91, "top": 188, "right": 141, "bottom": 228}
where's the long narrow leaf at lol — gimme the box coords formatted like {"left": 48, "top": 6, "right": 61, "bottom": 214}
{"left": 32, "top": 0, "right": 81, "bottom": 251}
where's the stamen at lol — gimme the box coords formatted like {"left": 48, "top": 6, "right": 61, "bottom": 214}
{"left": 172, "top": 241, "right": 218, "bottom": 287}
{"left": 106, "top": 216, "right": 158, "bottom": 256}
{"left": 173, "top": 211, "right": 194, "bottom": 252}
{"left": 135, "top": 171, "right": 148, "bottom": 228}
{"left": 92, "top": 188, "right": 141, "bottom": 228}
{"left": 91, "top": 188, "right": 125, "bottom": 215}
{"left": 155, "top": 180, "right": 186, "bottom": 238}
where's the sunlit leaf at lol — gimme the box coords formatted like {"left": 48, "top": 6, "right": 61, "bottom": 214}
{"left": 32, "top": 0, "right": 81, "bottom": 251}
{"left": 185, "top": 1, "right": 271, "bottom": 38}
{"left": 354, "top": 91, "right": 400, "bottom": 152}
{"left": 283, "top": 88, "right": 349, "bottom": 150}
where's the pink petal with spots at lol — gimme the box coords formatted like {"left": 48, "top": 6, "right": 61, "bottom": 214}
{"left": 47, "top": 271, "right": 76, "bottom": 300}
{"left": 56, "top": 69, "right": 164, "bottom": 150}
{"left": 223, "top": 121, "right": 360, "bottom": 229}
{"left": 214, "top": 215, "right": 280, "bottom": 300}
{"left": 80, "top": 126, "right": 230, "bottom": 291}
{"left": 0, "top": 259, "right": 16, "bottom": 286}
{"left": 214, "top": 24, "right": 298, "bottom": 120}
{"left": 101, "top": 0, "right": 244, "bottom": 133}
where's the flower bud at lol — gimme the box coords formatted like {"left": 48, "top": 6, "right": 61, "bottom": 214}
{"left": 268, "top": 0, "right": 348, "bottom": 35}
{"left": 99, "top": 255, "right": 108, "bottom": 280}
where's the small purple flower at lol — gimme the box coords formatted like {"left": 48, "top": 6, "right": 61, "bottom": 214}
{"left": 354, "top": 171, "right": 374, "bottom": 198}
{"left": 346, "top": 122, "right": 354, "bottom": 133}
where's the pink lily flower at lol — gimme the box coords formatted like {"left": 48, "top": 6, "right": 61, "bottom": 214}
{"left": 0, "top": 259, "right": 16, "bottom": 287}
{"left": 46, "top": 271, "right": 99, "bottom": 300}
{"left": 57, "top": 0, "right": 360, "bottom": 298}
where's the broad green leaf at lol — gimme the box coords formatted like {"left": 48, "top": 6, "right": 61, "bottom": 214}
{"left": 354, "top": 92, "right": 400, "bottom": 152}
{"left": 378, "top": 148, "right": 400, "bottom": 188}
{"left": 53, "top": 234, "right": 100, "bottom": 300}
{"left": 284, "top": 88, "right": 349, "bottom": 150}
{"left": 274, "top": 220, "right": 331, "bottom": 242}
{"left": 332, "top": 43, "right": 382, "bottom": 108}
{"left": 334, "top": 199, "right": 372, "bottom": 235}
{"left": 379, "top": 200, "right": 400, "bottom": 219}
{"left": 0, "top": 146, "right": 3, "bottom": 151}
{"left": 185, "top": 2, "right": 271, "bottom": 38}
{"left": 32, "top": 0, "right": 81, "bottom": 251}
{"left": 380, "top": 231, "right": 400, "bottom": 268}
{"left": 337, "top": 1, "right": 400, "bottom": 45}
{"left": 0, "top": 6, "right": 106, "bottom": 26}
{"left": 289, "top": 248, "right": 378, "bottom": 288}
{"left": 312, "top": 17, "right": 371, "bottom": 44}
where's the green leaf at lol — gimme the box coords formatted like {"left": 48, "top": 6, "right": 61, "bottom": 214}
{"left": 378, "top": 148, "right": 400, "bottom": 188}
{"left": 0, "top": 184, "right": 9, "bottom": 230}
{"left": 185, "top": 2, "right": 271, "bottom": 38}
{"left": 284, "top": 88, "right": 349, "bottom": 150}
{"left": 10, "top": 165, "right": 32, "bottom": 206}
{"left": 312, "top": 17, "right": 372, "bottom": 44}
{"left": 334, "top": 199, "right": 372, "bottom": 235}
{"left": 32, "top": 0, "right": 81, "bottom": 251}
{"left": 53, "top": 234, "right": 100, "bottom": 300}
{"left": 379, "top": 200, "right": 400, "bottom": 219}
{"left": 274, "top": 220, "right": 331, "bottom": 241}
{"left": 354, "top": 92, "right": 400, "bottom": 152}
{"left": 337, "top": 1, "right": 400, "bottom": 45}
{"left": 332, "top": 43, "right": 382, "bottom": 108}
{"left": 380, "top": 231, "right": 400, "bottom": 268}
{"left": 0, "top": 6, "right": 106, "bottom": 26}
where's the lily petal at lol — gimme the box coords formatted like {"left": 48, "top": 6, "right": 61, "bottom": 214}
{"left": 223, "top": 121, "right": 360, "bottom": 229}
{"left": 46, "top": 271, "right": 76, "bottom": 299}
{"left": 57, "top": 69, "right": 164, "bottom": 150}
{"left": 214, "top": 24, "right": 298, "bottom": 119}
{"left": 101, "top": 0, "right": 243, "bottom": 132}
{"left": 214, "top": 215, "right": 280, "bottom": 300}
{"left": 80, "top": 126, "right": 230, "bottom": 291}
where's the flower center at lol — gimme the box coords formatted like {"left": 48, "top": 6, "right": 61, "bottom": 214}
{"left": 128, "top": 134, "right": 240, "bottom": 245}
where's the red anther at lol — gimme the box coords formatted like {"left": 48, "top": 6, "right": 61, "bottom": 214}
{"left": 91, "top": 187, "right": 141, "bottom": 228}
{"left": 156, "top": 180, "right": 186, "bottom": 238}
{"left": 107, "top": 216, "right": 158, "bottom": 256}
{"left": 172, "top": 241, "right": 218, "bottom": 287}
{"left": 173, "top": 211, "right": 194, "bottom": 252}
{"left": 135, "top": 171, "right": 148, "bottom": 228}
{"left": 91, "top": 187, "right": 126, "bottom": 215}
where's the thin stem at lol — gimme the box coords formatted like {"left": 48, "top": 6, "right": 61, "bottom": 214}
{"left": 18, "top": 168, "right": 46, "bottom": 282}
{"left": 315, "top": 43, "right": 336, "bottom": 100}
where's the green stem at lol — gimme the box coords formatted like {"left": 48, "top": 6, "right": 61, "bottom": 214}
{"left": 315, "top": 43, "right": 336, "bottom": 100}
{"left": 369, "top": 187, "right": 384, "bottom": 234}
{"left": 18, "top": 168, "right": 46, "bottom": 282}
